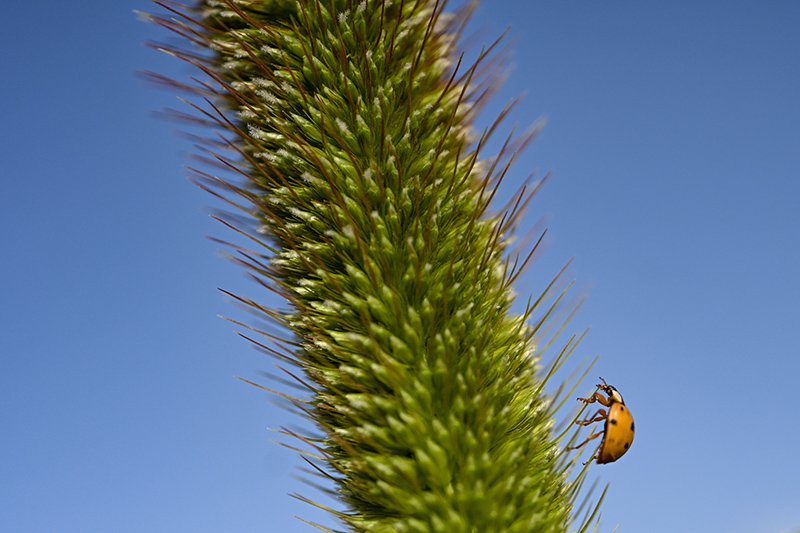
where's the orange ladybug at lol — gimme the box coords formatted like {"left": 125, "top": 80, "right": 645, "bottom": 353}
{"left": 568, "top": 377, "right": 635, "bottom": 464}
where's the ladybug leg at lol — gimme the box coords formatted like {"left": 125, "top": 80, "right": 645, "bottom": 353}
{"left": 577, "top": 391, "right": 601, "bottom": 404}
{"left": 576, "top": 409, "right": 607, "bottom": 426}
{"left": 566, "top": 430, "right": 604, "bottom": 451}
{"left": 577, "top": 391, "right": 613, "bottom": 407}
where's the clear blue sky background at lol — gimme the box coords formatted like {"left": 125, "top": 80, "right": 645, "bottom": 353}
{"left": 2, "top": 1, "right": 799, "bottom": 532}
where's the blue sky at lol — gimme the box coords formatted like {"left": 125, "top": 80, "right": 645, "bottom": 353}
{"left": 2, "top": 1, "right": 799, "bottom": 532}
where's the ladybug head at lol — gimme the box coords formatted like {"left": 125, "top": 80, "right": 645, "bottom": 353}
{"left": 597, "top": 377, "right": 625, "bottom": 405}
{"left": 605, "top": 385, "right": 625, "bottom": 405}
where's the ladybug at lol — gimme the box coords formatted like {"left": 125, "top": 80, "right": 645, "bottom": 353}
{"left": 568, "top": 377, "right": 635, "bottom": 464}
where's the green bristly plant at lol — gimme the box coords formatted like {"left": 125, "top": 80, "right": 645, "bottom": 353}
{"left": 144, "top": 0, "right": 606, "bottom": 531}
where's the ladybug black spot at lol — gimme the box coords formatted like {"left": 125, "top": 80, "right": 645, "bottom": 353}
{"left": 624, "top": 442, "right": 629, "bottom": 449}
{"left": 610, "top": 419, "right": 618, "bottom": 425}
{"left": 631, "top": 422, "right": 635, "bottom": 431}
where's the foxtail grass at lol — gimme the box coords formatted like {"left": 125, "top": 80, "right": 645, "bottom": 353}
{"left": 144, "top": 1, "right": 604, "bottom": 531}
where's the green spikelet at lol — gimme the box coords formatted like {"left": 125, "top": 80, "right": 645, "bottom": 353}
{"left": 146, "top": 0, "right": 601, "bottom": 531}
